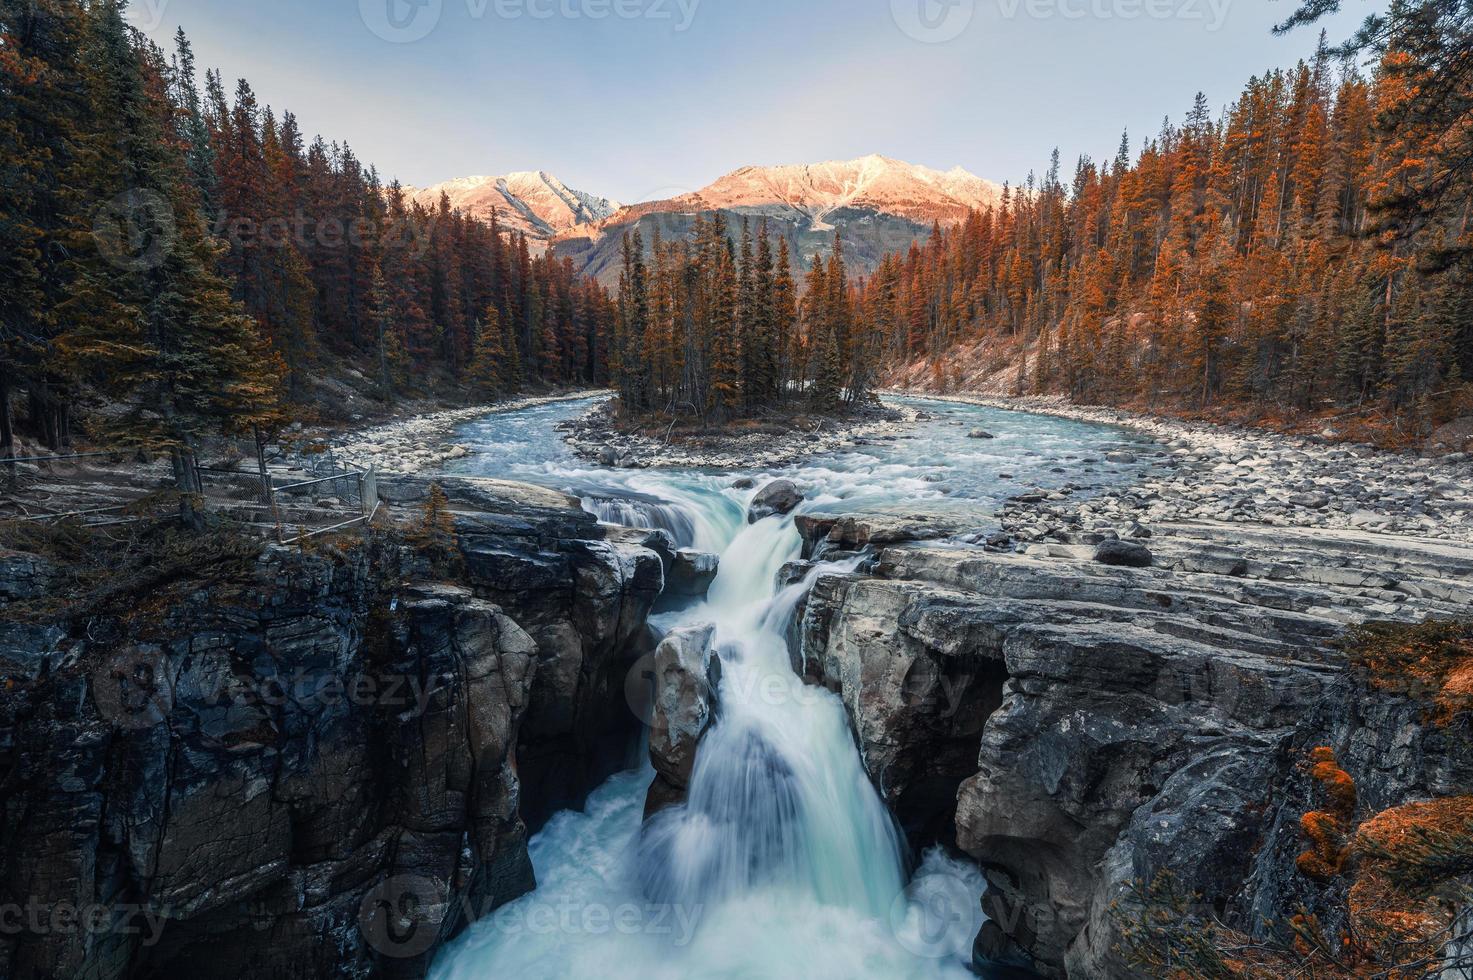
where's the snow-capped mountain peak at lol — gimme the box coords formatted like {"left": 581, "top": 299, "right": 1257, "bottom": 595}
{"left": 407, "top": 171, "right": 621, "bottom": 249}
{"left": 614, "top": 154, "right": 1003, "bottom": 231}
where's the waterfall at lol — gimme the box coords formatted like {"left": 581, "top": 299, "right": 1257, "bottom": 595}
{"left": 432, "top": 490, "right": 984, "bottom": 979}
{"left": 430, "top": 393, "right": 1156, "bottom": 979}
{"left": 637, "top": 516, "right": 904, "bottom": 917}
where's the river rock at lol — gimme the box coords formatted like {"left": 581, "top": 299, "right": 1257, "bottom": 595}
{"left": 968, "top": 429, "right": 996, "bottom": 440}
{"left": 644, "top": 625, "right": 721, "bottom": 816}
{"left": 795, "top": 513, "right": 968, "bottom": 560}
{"left": 748, "top": 479, "right": 804, "bottom": 522}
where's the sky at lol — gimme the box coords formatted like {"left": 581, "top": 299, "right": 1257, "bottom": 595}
{"left": 127, "top": 0, "right": 1380, "bottom": 203}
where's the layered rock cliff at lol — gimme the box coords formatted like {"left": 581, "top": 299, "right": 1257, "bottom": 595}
{"left": 796, "top": 516, "right": 1473, "bottom": 977}
{"left": 0, "top": 477, "right": 665, "bottom": 980}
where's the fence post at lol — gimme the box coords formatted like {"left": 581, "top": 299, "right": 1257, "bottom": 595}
{"left": 362, "top": 466, "right": 377, "bottom": 519}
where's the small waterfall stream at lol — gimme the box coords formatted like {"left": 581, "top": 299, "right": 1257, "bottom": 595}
{"left": 431, "top": 396, "right": 1153, "bottom": 979}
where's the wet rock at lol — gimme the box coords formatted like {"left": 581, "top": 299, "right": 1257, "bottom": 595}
{"left": 801, "top": 575, "right": 1009, "bottom": 846}
{"left": 1093, "top": 539, "right": 1153, "bottom": 567}
{"left": 748, "top": 479, "right": 805, "bottom": 523}
{"left": 795, "top": 513, "right": 967, "bottom": 560}
{"left": 666, "top": 550, "right": 720, "bottom": 599}
{"left": 968, "top": 429, "right": 996, "bottom": 440}
{"left": 1, "top": 562, "right": 542, "bottom": 980}
{"left": 644, "top": 625, "right": 721, "bottom": 816}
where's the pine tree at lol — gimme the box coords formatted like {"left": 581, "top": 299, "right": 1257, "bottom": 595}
{"left": 57, "top": 0, "right": 283, "bottom": 501}
{"left": 465, "top": 306, "right": 508, "bottom": 400}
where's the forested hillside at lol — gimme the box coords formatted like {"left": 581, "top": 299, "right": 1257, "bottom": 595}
{"left": 875, "top": 30, "right": 1473, "bottom": 444}
{"left": 0, "top": 0, "right": 610, "bottom": 473}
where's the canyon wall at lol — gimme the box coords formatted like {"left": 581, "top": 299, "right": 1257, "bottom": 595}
{"left": 796, "top": 515, "right": 1473, "bottom": 977}
{"left": 0, "top": 477, "right": 665, "bottom": 980}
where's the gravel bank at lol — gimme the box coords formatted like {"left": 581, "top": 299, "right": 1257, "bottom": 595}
{"left": 890, "top": 390, "right": 1473, "bottom": 544}
{"left": 558, "top": 400, "right": 922, "bottom": 470}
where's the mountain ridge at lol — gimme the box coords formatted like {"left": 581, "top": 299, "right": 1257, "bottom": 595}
{"left": 413, "top": 155, "right": 1003, "bottom": 279}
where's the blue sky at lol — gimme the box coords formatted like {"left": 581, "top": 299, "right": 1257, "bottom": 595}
{"left": 128, "top": 0, "right": 1379, "bottom": 202}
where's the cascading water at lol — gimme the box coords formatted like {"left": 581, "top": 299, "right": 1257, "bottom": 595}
{"left": 636, "top": 519, "right": 903, "bottom": 918}
{"left": 433, "top": 395, "right": 1154, "bottom": 978}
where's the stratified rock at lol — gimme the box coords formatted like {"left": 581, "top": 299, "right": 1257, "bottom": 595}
{"left": 1093, "top": 539, "right": 1153, "bottom": 567}
{"left": 800, "top": 574, "right": 1006, "bottom": 845}
{"left": 748, "top": 479, "right": 805, "bottom": 523}
{"left": 804, "top": 530, "right": 1473, "bottom": 979}
{"left": 645, "top": 625, "right": 721, "bottom": 816}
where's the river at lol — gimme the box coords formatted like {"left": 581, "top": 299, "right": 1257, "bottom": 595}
{"left": 429, "top": 396, "right": 1151, "bottom": 980}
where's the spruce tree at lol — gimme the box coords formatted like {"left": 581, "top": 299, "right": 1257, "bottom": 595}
{"left": 465, "top": 307, "right": 508, "bottom": 400}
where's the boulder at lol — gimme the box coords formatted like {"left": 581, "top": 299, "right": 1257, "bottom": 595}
{"left": 666, "top": 549, "right": 720, "bottom": 598}
{"left": 1093, "top": 539, "right": 1153, "bottom": 568}
{"left": 968, "top": 429, "right": 996, "bottom": 440}
{"left": 1426, "top": 416, "right": 1473, "bottom": 454}
{"left": 644, "top": 625, "right": 721, "bottom": 815}
{"left": 747, "top": 479, "right": 804, "bottom": 522}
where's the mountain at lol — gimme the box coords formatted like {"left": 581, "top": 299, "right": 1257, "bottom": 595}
{"left": 555, "top": 155, "right": 1004, "bottom": 284}
{"left": 407, "top": 171, "right": 621, "bottom": 249}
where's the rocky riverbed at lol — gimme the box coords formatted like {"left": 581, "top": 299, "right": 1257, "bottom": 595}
{"left": 335, "top": 391, "right": 611, "bottom": 474}
{"left": 557, "top": 399, "right": 923, "bottom": 470}
{"left": 893, "top": 391, "right": 1473, "bottom": 545}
